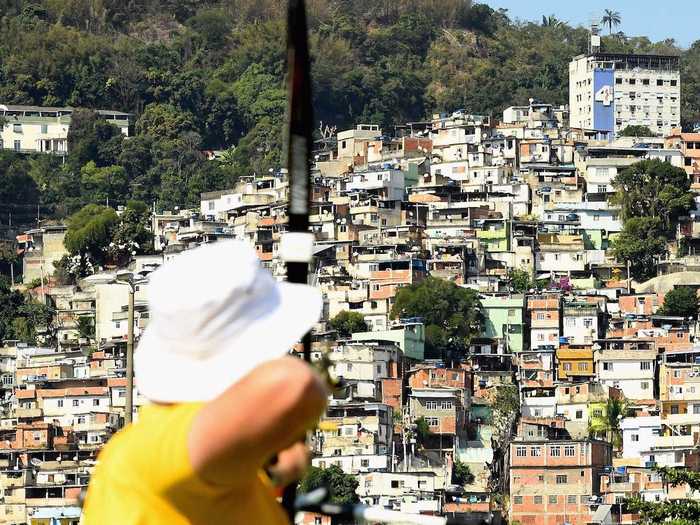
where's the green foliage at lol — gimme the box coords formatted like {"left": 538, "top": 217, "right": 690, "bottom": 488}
{"left": 611, "top": 217, "right": 667, "bottom": 282}
{"left": 611, "top": 160, "right": 693, "bottom": 281}
{"left": 298, "top": 465, "right": 359, "bottom": 505}
{"left": 626, "top": 467, "right": 700, "bottom": 524}
{"left": 67, "top": 109, "right": 123, "bottom": 169}
{"left": 661, "top": 287, "right": 699, "bottom": 319}
{"left": 136, "top": 103, "right": 196, "bottom": 141}
{"left": 76, "top": 315, "right": 95, "bottom": 340}
{"left": 619, "top": 125, "right": 656, "bottom": 137}
{"left": 330, "top": 311, "right": 368, "bottom": 338}
{"left": 452, "top": 459, "right": 475, "bottom": 486}
{"left": 612, "top": 160, "right": 693, "bottom": 233}
{"left": 0, "top": 280, "right": 53, "bottom": 343}
{"left": 391, "top": 276, "right": 482, "bottom": 359}
{"left": 601, "top": 9, "right": 622, "bottom": 35}
{"left": 509, "top": 269, "right": 534, "bottom": 293}
{"left": 64, "top": 204, "right": 119, "bottom": 266}
{"left": 414, "top": 416, "right": 433, "bottom": 446}
{"left": 0, "top": 151, "right": 40, "bottom": 224}
{"left": 589, "top": 397, "right": 630, "bottom": 450}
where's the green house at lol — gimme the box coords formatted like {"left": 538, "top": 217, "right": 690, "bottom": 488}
{"left": 479, "top": 294, "right": 525, "bottom": 353}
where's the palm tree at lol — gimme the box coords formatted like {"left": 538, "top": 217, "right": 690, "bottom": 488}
{"left": 589, "top": 397, "right": 629, "bottom": 452}
{"left": 541, "top": 15, "right": 559, "bottom": 27}
{"left": 601, "top": 9, "right": 621, "bottom": 35}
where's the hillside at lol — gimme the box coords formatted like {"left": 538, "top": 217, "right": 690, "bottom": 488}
{"left": 0, "top": 0, "right": 699, "bottom": 217}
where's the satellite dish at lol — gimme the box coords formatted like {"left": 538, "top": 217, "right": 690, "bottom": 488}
{"left": 30, "top": 458, "right": 42, "bottom": 467}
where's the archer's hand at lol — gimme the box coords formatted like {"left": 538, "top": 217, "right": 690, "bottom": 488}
{"left": 267, "top": 441, "right": 311, "bottom": 487}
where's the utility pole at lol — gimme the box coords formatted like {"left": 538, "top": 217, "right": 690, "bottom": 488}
{"left": 116, "top": 271, "right": 137, "bottom": 426}
{"left": 626, "top": 259, "right": 631, "bottom": 294}
{"left": 125, "top": 285, "right": 134, "bottom": 425}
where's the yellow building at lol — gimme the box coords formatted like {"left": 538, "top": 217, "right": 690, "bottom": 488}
{"left": 557, "top": 344, "right": 595, "bottom": 380}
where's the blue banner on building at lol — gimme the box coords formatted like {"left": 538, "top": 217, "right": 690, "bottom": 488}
{"left": 593, "top": 68, "right": 615, "bottom": 134}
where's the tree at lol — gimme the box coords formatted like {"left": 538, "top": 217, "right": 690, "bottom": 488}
{"left": 391, "top": 277, "right": 482, "bottom": 359}
{"left": 619, "top": 125, "right": 655, "bottom": 137}
{"left": 589, "top": 397, "right": 629, "bottom": 451}
{"left": 509, "top": 269, "right": 534, "bottom": 293}
{"left": 661, "top": 287, "right": 699, "bottom": 319}
{"left": 414, "top": 416, "right": 433, "bottom": 446}
{"left": 612, "top": 160, "right": 693, "bottom": 234}
{"left": 107, "top": 200, "right": 153, "bottom": 265}
{"left": 601, "top": 9, "right": 621, "bottom": 35}
{"left": 64, "top": 204, "right": 119, "bottom": 269}
{"left": 136, "top": 104, "right": 196, "bottom": 141}
{"left": 330, "top": 311, "right": 368, "bottom": 338}
{"left": 452, "top": 458, "right": 475, "bottom": 486}
{"left": 67, "top": 109, "right": 124, "bottom": 169}
{"left": 298, "top": 465, "right": 359, "bottom": 505}
{"left": 0, "top": 280, "right": 53, "bottom": 344}
{"left": 610, "top": 216, "right": 667, "bottom": 282}
{"left": 625, "top": 467, "right": 700, "bottom": 524}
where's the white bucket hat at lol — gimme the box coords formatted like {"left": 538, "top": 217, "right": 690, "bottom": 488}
{"left": 134, "top": 240, "right": 322, "bottom": 403}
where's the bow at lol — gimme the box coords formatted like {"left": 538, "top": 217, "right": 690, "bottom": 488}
{"left": 281, "top": 0, "right": 313, "bottom": 519}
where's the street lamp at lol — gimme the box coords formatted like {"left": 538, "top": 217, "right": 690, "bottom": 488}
{"left": 115, "top": 270, "right": 147, "bottom": 426}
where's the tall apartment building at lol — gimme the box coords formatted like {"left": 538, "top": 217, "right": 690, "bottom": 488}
{"left": 0, "top": 104, "right": 132, "bottom": 155}
{"left": 569, "top": 44, "right": 680, "bottom": 137}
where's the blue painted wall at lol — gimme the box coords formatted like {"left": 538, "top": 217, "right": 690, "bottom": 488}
{"left": 593, "top": 68, "right": 615, "bottom": 134}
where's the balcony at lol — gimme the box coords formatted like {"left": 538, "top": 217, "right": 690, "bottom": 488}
{"left": 476, "top": 229, "right": 507, "bottom": 240}
{"left": 16, "top": 407, "right": 43, "bottom": 418}
{"left": 607, "top": 481, "right": 640, "bottom": 493}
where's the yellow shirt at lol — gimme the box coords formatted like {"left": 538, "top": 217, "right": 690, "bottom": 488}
{"left": 82, "top": 403, "right": 289, "bottom": 525}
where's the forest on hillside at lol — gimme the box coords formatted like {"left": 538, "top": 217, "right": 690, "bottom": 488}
{"left": 1, "top": 0, "right": 700, "bottom": 218}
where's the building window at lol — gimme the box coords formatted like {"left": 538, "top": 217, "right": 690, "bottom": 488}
{"left": 556, "top": 475, "right": 567, "bottom": 484}
{"left": 441, "top": 401, "right": 453, "bottom": 410}
{"left": 72, "top": 399, "right": 79, "bottom": 407}
{"left": 564, "top": 446, "right": 575, "bottom": 457}
{"left": 513, "top": 496, "right": 523, "bottom": 505}
{"left": 14, "top": 140, "right": 20, "bottom": 151}
{"left": 530, "top": 447, "right": 541, "bottom": 456}
{"left": 57, "top": 400, "right": 64, "bottom": 408}
{"left": 603, "top": 362, "right": 613, "bottom": 371}
{"left": 93, "top": 399, "right": 99, "bottom": 406}
{"left": 567, "top": 495, "right": 577, "bottom": 504}
{"left": 41, "top": 124, "right": 48, "bottom": 134}
{"left": 534, "top": 495, "right": 542, "bottom": 504}
{"left": 671, "top": 80, "right": 677, "bottom": 87}
{"left": 425, "top": 417, "right": 439, "bottom": 427}
{"left": 550, "top": 446, "right": 561, "bottom": 457}
{"left": 361, "top": 459, "right": 369, "bottom": 467}
{"left": 640, "top": 361, "right": 651, "bottom": 370}
{"left": 583, "top": 318, "right": 593, "bottom": 328}
{"left": 632, "top": 434, "right": 639, "bottom": 442}
{"left": 549, "top": 495, "right": 558, "bottom": 504}
{"left": 641, "top": 381, "right": 650, "bottom": 390}
{"left": 563, "top": 363, "right": 572, "bottom": 371}
{"left": 425, "top": 401, "right": 438, "bottom": 410}
{"left": 693, "top": 405, "right": 700, "bottom": 415}
{"left": 578, "top": 362, "right": 588, "bottom": 371}
{"left": 13, "top": 123, "right": 21, "bottom": 133}
{"left": 516, "top": 446, "right": 527, "bottom": 457}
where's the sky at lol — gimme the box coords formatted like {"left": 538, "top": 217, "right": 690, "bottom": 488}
{"left": 482, "top": 0, "right": 699, "bottom": 48}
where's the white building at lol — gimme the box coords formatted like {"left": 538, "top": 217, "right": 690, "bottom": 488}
{"left": 595, "top": 341, "right": 657, "bottom": 400}
{"left": 569, "top": 51, "right": 681, "bottom": 137}
{"left": 344, "top": 169, "right": 406, "bottom": 201}
{"left": 620, "top": 415, "right": 661, "bottom": 459}
{"left": 0, "top": 104, "right": 132, "bottom": 154}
